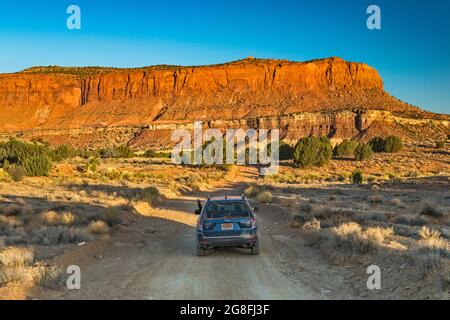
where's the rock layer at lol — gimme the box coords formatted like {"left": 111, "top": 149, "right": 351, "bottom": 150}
{"left": 0, "top": 57, "right": 448, "bottom": 147}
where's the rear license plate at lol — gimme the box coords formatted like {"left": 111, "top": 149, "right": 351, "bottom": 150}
{"left": 221, "top": 223, "right": 233, "bottom": 230}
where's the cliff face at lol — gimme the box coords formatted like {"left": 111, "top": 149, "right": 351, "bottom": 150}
{"left": 0, "top": 57, "right": 448, "bottom": 147}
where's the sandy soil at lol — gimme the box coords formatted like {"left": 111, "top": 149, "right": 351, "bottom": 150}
{"left": 30, "top": 166, "right": 356, "bottom": 300}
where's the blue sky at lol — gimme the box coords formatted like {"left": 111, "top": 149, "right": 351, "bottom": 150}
{"left": 0, "top": 0, "right": 449, "bottom": 114}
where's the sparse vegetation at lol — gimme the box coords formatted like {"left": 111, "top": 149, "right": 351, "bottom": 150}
{"left": 7, "top": 165, "right": 26, "bottom": 182}
{"left": 351, "top": 169, "right": 363, "bottom": 184}
{"left": 354, "top": 143, "right": 373, "bottom": 161}
{"left": 88, "top": 221, "right": 110, "bottom": 235}
{"left": 293, "top": 136, "right": 332, "bottom": 168}
{"left": 383, "top": 136, "right": 403, "bottom": 153}
{"left": 333, "top": 140, "right": 358, "bottom": 157}
{"left": 256, "top": 191, "right": 273, "bottom": 203}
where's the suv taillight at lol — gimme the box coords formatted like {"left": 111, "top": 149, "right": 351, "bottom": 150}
{"left": 203, "top": 222, "right": 215, "bottom": 230}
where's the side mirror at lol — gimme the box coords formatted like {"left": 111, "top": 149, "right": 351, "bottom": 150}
{"left": 253, "top": 207, "right": 259, "bottom": 212}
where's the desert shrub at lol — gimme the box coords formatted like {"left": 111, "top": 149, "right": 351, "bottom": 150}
{"left": 418, "top": 226, "right": 441, "bottom": 240}
{"left": 244, "top": 184, "right": 260, "bottom": 198}
{"left": 100, "top": 208, "right": 122, "bottom": 227}
{"left": 392, "top": 214, "right": 427, "bottom": 226}
{"left": 435, "top": 140, "right": 445, "bottom": 149}
{"left": 256, "top": 191, "right": 273, "bottom": 203}
{"left": 293, "top": 136, "right": 332, "bottom": 168}
{"left": 0, "top": 247, "right": 34, "bottom": 267}
{"left": 368, "top": 137, "right": 385, "bottom": 153}
{"left": 7, "top": 165, "right": 26, "bottom": 181}
{"left": 143, "top": 150, "right": 171, "bottom": 158}
{"left": 420, "top": 203, "right": 444, "bottom": 217}
{"left": 2, "top": 159, "right": 9, "bottom": 170}
{"left": 355, "top": 212, "right": 387, "bottom": 223}
{"left": 138, "top": 187, "right": 160, "bottom": 204}
{"left": 389, "top": 198, "right": 403, "bottom": 206}
{"left": 383, "top": 136, "right": 403, "bottom": 153}
{"left": 411, "top": 234, "right": 450, "bottom": 276}
{"left": 36, "top": 265, "right": 64, "bottom": 289}
{"left": 302, "top": 217, "right": 321, "bottom": 230}
{"left": 354, "top": 143, "right": 373, "bottom": 161}
{"left": 279, "top": 142, "right": 295, "bottom": 160}
{"left": 367, "top": 194, "right": 384, "bottom": 203}
{"left": 333, "top": 140, "right": 358, "bottom": 157}
{"left": 0, "top": 140, "right": 49, "bottom": 164}
{"left": 30, "top": 226, "right": 91, "bottom": 245}
{"left": 2, "top": 204, "right": 24, "bottom": 217}
{"left": 351, "top": 169, "right": 363, "bottom": 184}
{"left": 84, "top": 157, "right": 99, "bottom": 173}
{"left": 21, "top": 155, "right": 52, "bottom": 176}
{"left": 88, "top": 221, "right": 110, "bottom": 235}
{"left": 99, "top": 146, "right": 134, "bottom": 159}
{"left": 330, "top": 222, "right": 393, "bottom": 253}
{"left": 39, "top": 211, "right": 60, "bottom": 226}
{"left": 50, "top": 144, "right": 75, "bottom": 161}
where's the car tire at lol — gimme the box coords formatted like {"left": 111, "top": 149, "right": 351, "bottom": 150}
{"left": 196, "top": 246, "right": 206, "bottom": 256}
{"left": 251, "top": 241, "right": 260, "bottom": 255}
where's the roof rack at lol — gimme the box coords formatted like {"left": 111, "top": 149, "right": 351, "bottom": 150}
{"left": 241, "top": 194, "right": 246, "bottom": 199}
{"left": 224, "top": 192, "right": 228, "bottom": 200}
{"left": 207, "top": 194, "right": 211, "bottom": 201}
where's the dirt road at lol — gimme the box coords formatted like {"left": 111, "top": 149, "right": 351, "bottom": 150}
{"left": 34, "top": 166, "right": 354, "bottom": 300}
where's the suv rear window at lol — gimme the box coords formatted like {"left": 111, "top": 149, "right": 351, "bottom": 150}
{"left": 204, "top": 201, "right": 250, "bottom": 219}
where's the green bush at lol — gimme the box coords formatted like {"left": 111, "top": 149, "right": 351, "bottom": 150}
{"left": 22, "top": 155, "right": 52, "bottom": 177}
{"left": 99, "top": 146, "right": 134, "bottom": 159}
{"left": 279, "top": 142, "right": 295, "bottom": 160}
{"left": 50, "top": 145, "right": 75, "bottom": 161}
{"left": 368, "top": 137, "right": 385, "bottom": 153}
{"left": 351, "top": 169, "right": 364, "bottom": 184}
{"left": 144, "top": 150, "right": 171, "bottom": 158}
{"left": 7, "top": 165, "right": 27, "bottom": 182}
{"left": 0, "top": 140, "right": 49, "bottom": 164}
{"left": 2, "top": 159, "right": 10, "bottom": 170}
{"left": 333, "top": 140, "right": 358, "bottom": 157}
{"left": 383, "top": 136, "right": 403, "bottom": 153}
{"left": 354, "top": 143, "right": 373, "bottom": 161}
{"left": 84, "top": 158, "right": 99, "bottom": 173}
{"left": 293, "top": 137, "right": 332, "bottom": 168}
{"left": 436, "top": 140, "right": 445, "bottom": 149}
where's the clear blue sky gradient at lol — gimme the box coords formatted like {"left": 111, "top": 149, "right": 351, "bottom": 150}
{"left": 0, "top": 0, "right": 449, "bottom": 114}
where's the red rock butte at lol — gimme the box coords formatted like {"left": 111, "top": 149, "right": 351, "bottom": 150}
{"left": 0, "top": 57, "right": 448, "bottom": 148}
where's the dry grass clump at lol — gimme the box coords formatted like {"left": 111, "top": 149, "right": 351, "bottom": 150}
{"left": 389, "top": 198, "right": 403, "bottom": 207}
{"left": 256, "top": 191, "right": 273, "bottom": 204}
{"left": 367, "top": 194, "right": 385, "bottom": 204}
{"left": 0, "top": 247, "right": 34, "bottom": 267}
{"left": 418, "top": 226, "right": 441, "bottom": 240}
{"left": 392, "top": 214, "right": 428, "bottom": 226}
{"left": 0, "top": 246, "right": 63, "bottom": 287}
{"left": 302, "top": 217, "right": 321, "bottom": 231}
{"left": 39, "top": 211, "right": 77, "bottom": 226}
{"left": 1, "top": 202, "right": 32, "bottom": 217}
{"left": 355, "top": 212, "right": 387, "bottom": 223}
{"left": 137, "top": 186, "right": 161, "bottom": 205}
{"left": 327, "top": 222, "right": 394, "bottom": 253}
{"left": 410, "top": 231, "right": 450, "bottom": 276}
{"left": 30, "top": 226, "right": 91, "bottom": 245}
{"left": 420, "top": 203, "right": 444, "bottom": 218}
{"left": 87, "top": 221, "right": 110, "bottom": 235}
{"left": 244, "top": 183, "right": 260, "bottom": 198}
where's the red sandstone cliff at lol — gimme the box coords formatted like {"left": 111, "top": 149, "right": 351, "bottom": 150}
{"left": 0, "top": 57, "right": 446, "bottom": 134}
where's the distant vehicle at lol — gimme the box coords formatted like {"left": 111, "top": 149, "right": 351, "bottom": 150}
{"left": 194, "top": 195, "right": 260, "bottom": 256}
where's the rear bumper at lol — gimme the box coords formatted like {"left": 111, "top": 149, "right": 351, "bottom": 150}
{"left": 197, "top": 232, "right": 258, "bottom": 248}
